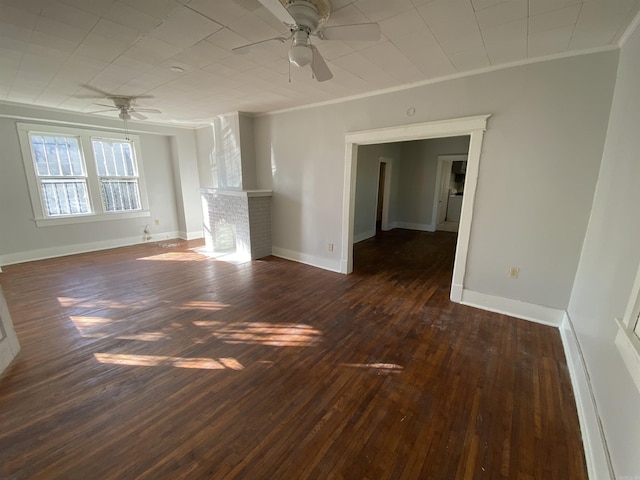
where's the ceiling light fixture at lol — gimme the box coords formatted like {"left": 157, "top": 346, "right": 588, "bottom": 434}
{"left": 288, "top": 30, "right": 313, "bottom": 67}
{"left": 289, "top": 44, "right": 313, "bottom": 67}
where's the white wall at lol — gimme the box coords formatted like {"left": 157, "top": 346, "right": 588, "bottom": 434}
{"left": 254, "top": 51, "right": 617, "bottom": 307}
{"left": 568, "top": 24, "right": 640, "bottom": 478}
{"left": 0, "top": 103, "right": 203, "bottom": 265}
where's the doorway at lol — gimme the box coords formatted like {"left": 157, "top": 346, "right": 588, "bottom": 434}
{"left": 341, "top": 115, "right": 490, "bottom": 302}
{"left": 376, "top": 162, "right": 386, "bottom": 232}
{"left": 434, "top": 154, "right": 468, "bottom": 233}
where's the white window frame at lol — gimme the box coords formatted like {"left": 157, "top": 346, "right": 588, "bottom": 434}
{"left": 615, "top": 260, "right": 640, "bottom": 394}
{"left": 17, "top": 123, "right": 150, "bottom": 227}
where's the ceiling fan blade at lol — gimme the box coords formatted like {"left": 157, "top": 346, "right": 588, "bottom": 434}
{"left": 80, "top": 84, "right": 112, "bottom": 97}
{"left": 256, "top": 0, "right": 296, "bottom": 25}
{"left": 129, "top": 111, "right": 148, "bottom": 120}
{"left": 87, "top": 109, "right": 118, "bottom": 114}
{"left": 132, "top": 107, "right": 161, "bottom": 114}
{"left": 233, "top": 36, "right": 289, "bottom": 54}
{"left": 317, "top": 23, "right": 381, "bottom": 41}
{"left": 310, "top": 45, "right": 333, "bottom": 82}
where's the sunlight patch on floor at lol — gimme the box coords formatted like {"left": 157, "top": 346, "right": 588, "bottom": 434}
{"left": 136, "top": 252, "right": 207, "bottom": 262}
{"left": 175, "top": 301, "right": 230, "bottom": 311}
{"left": 69, "top": 316, "right": 170, "bottom": 341}
{"left": 193, "top": 321, "right": 322, "bottom": 347}
{"left": 94, "top": 353, "right": 244, "bottom": 370}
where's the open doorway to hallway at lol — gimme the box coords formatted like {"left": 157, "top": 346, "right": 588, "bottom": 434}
{"left": 341, "top": 115, "right": 490, "bottom": 303}
{"left": 352, "top": 136, "right": 470, "bottom": 272}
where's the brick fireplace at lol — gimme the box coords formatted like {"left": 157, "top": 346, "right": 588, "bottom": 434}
{"left": 200, "top": 188, "right": 272, "bottom": 261}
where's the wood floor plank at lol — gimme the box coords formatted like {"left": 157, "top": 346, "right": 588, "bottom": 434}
{"left": 0, "top": 230, "right": 587, "bottom": 479}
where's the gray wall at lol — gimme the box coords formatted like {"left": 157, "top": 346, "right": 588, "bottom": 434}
{"left": 353, "top": 136, "right": 470, "bottom": 241}
{"left": 353, "top": 142, "right": 401, "bottom": 241}
{"left": 254, "top": 51, "right": 617, "bottom": 309}
{"left": 396, "top": 136, "right": 470, "bottom": 228}
{"left": 568, "top": 26, "right": 640, "bottom": 477}
{"left": 0, "top": 103, "right": 202, "bottom": 264}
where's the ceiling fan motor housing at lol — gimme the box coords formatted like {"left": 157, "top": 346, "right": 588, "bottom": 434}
{"left": 286, "top": 0, "right": 321, "bottom": 32}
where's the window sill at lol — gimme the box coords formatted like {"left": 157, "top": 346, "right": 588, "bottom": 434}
{"left": 615, "top": 318, "right": 640, "bottom": 395}
{"left": 35, "top": 210, "right": 150, "bottom": 227}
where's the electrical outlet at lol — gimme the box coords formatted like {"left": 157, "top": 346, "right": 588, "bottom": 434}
{"left": 328, "top": 243, "right": 334, "bottom": 252}
{"left": 508, "top": 266, "right": 519, "bottom": 279}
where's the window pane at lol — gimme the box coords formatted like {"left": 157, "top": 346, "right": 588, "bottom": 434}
{"left": 43, "top": 136, "right": 61, "bottom": 175}
{"left": 100, "top": 180, "right": 141, "bottom": 212}
{"left": 92, "top": 140, "right": 136, "bottom": 177}
{"left": 31, "top": 136, "right": 49, "bottom": 175}
{"left": 41, "top": 180, "right": 90, "bottom": 216}
{"left": 31, "top": 135, "right": 83, "bottom": 177}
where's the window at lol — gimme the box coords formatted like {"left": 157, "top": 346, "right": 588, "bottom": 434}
{"left": 30, "top": 134, "right": 91, "bottom": 217}
{"left": 615, "top": 261, "right": 640, "bottom": 394}
{"left": 92, "top": 139, "right": 141, "bottom": 212}
{"left": 18, "top": 123, "right": 149, "bottom": 226}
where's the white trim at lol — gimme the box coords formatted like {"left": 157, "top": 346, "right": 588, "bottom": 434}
{"left": 560, "top": 312, "right": 615, "bottom": 480}
{"left": 460, "top": 289, "right": 565, "bottom": 327}
{"left": 394, "top": 222, "right": 435, "bottom": 233}
{"left": 354, "top": 230, "right": 376, "bottom": 244}
{"left": 180, "top": 230, "right": 205, "bottom": 240}
{"left": 618, "top": 8, "right": 640, "bottom": 47}
{"left": 341, "top": 115, "right": 490, "bottom": 308}
{"left": 615, "top": 319, "right": 640, "bottom": 394}
{"left": 344, "top": 116, "right": 489, "bottom": 146}
{"left": 615, "top": 258, "right": 640, "bottom": 395}
{"left": 272, "top": 246, "right": 341, "bottom": 273}
{"left": 35, "top": 210, "right": 151, "bottom": 227}
{"left": 0, "top": 231, "right": 181, "bottom": 267}
{"left": 199, "top": 188, "right": 273, "bottom": 198}
{"left": 261, "top": 46, "right": 617, "bottom": 118}
{"left": 0, "top": 286, "right": 21, "bottom": 375}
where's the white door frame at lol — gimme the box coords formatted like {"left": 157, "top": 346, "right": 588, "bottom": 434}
{"left": 377, "top": 157, "right": 393, "bottom": 231}
{"left": 433, "top": 154, "right": 468, "bottom": 228}
{"left": 341, "top": 115, "right": 490, "bottom": 302}
{"left": 0, "top": 286, "right": 20, "bottom": 375}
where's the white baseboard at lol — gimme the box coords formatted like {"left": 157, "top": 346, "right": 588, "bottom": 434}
{"left": 560, "top": 312, "right": 614, "bottom": 480}
{"left": 0, "top": 231, "right": 181, "bottom": 267}
{"left": 180, "top": 230, "right": 204, "bottom": 240}
{"left": 460, "top": 289, "right": 565, "bottom": 327}
{"left": 394, "top": 221, "right": 436, "bottom": 232}
{"left": 354, "top": 229, "right": 376, "bottom": 243}
{"left": 450, "top": 283, "right": 463, "bottom": 302}
{"left": 272, "top": 246, "right": 341, "bottom": 273}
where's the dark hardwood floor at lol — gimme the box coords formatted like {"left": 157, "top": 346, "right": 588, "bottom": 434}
{"left": 0, "top": 230, "right": 587, "bottom": 479}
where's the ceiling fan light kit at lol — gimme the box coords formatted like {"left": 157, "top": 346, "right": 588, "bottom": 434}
{"left": 289, "top": 31, "right": 313, "bottom": 67}
{"left": 233, "top": 0, "right": 381, "bottom": 82}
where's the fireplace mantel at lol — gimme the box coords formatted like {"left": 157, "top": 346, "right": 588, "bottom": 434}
{"left": 200, "top": 188, "right": 272, "bottom": 198}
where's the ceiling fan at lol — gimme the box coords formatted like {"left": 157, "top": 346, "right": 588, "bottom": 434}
{"left": 80, "top": 85, "right": 161, "bottom": 120}
{"left": 90, "top": 96, "right": 161, "bottom": 121}
{"left": 233, "top": 0, "right": 381, "bottom": 82}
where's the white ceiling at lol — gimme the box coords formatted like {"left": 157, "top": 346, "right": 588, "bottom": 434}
{"left": 1, "top": 0, "right": 639, "bottom": 125}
